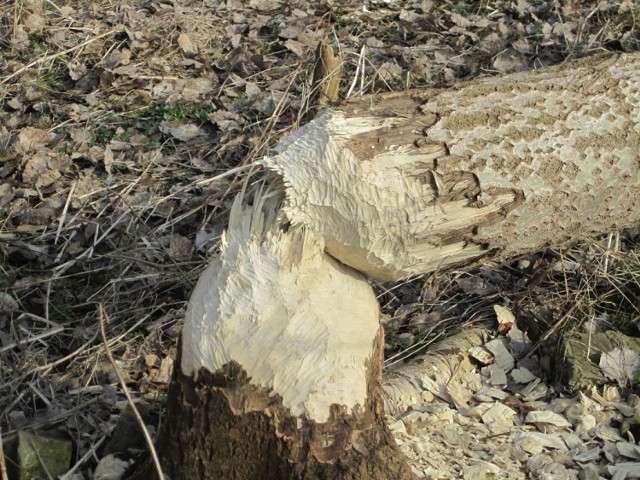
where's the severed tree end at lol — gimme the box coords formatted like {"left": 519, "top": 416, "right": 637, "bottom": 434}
{"left": 153, "top": 187, "right": 416, "bottom": 479}
{"left": 265, "top": 53, "right": 640, "bottom": 282}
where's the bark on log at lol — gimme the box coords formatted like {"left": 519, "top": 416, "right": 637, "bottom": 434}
{"left": 383, "top": 327, "right": 490, "bottom": 416}
{"left": 149, "top": 53, "right": 640, "bottom": 479}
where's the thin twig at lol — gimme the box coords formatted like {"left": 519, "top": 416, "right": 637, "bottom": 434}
{"left": 193, "top": 160, "right": 264, "bottom": 187}
{"left": 1, "top": 28, "right": 121, "bottom": 85}
{"left": 524, "top": 302, "right": 581, "bottom": 359}
{"left": 200, "top": 65, "right": 301, "bottom": 227}
{"left": 4, "top": 399, "right": 100, "bottom": 439}
{"left": 11, "top": 0, "right": 20, "bottom": 57}
{"left": 55, "top": 181, "right": 77, "bottom": 245}
{"left": 98, "top": 304, "right": 165, "bottom": 480}
{"left": 0, "top": 428, "right": 8, "bottom": 480}
{"left": 29, "top": 438, "right": 54, "bottom": 480}
{"left": 60, "top": 436, "right": 107, "bottom": 480}
{"left": 42, "top": 0, "right": 63, "bottom": 14}
{"left": 0, "top": 325, "right": 64, "bottom": 353}
{"left": 346, "top": 45, "right": 366, "bottom": 99}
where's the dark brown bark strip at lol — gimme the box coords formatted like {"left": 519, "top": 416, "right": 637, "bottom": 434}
{"left": 152, "top": 331, "right": 416, "bottom": 480}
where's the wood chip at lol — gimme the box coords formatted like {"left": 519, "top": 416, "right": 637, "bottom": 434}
{"left": 617, "top": 442, "right": 640, "bottom": 460}
{"left": 511, "top": 367, "right": 537, "bottom": 384}
{"left": 525, "top": 410, "right": 572, "bottom": 428}
{"left": 484, "top": 338, "right": 515, "bottom": 372}
{"left": 573, "top": 447, "right": 601, "bottom": 462}
{"left": 513, "top": 431, "right": 566, "bottom": 453}
{"left": 607, "top": 462, "right": 640, "bottom": 478}
{"left": 482, "top": 363, "right": 508, "bottom": 385}
{"left": 507, "top": 327, "right": 532, "bottom": 354}
{"left": 481, "top": 402, "right": 516, "bottom": 434}
{"left": 469, "top": 346, "right": 493, "bottom": 365}
{"left": 494, "top": 305, "right": 515, "bottom": 334}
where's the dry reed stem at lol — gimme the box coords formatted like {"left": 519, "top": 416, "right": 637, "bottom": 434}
{"left": 0, "top": 428, "right": 7, "bottom": 480}
{"left": 98, "top": 304, "right": 165, "bottom": 480}
{"left": 59, "top": 436, "right": 107, "bottom": 480}
{"left": 28, "top": 437, "right": 54, "bottom": 480}
{"left": 1, "top": 28, "right": 121, "bottom": 85}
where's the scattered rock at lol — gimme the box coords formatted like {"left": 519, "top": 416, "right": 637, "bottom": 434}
{"left": 11, "top": 431, "right": 72, "bottom": 480}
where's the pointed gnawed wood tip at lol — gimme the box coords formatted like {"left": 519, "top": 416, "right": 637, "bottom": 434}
{"left": 182, "top": 183, "right": 381, "bottom": 422}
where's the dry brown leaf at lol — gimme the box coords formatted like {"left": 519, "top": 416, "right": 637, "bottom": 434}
{"left": 103, "top": 145, "right": 115, "bottom": 174}
{"left": 23, "top": 13, "right": 46, "bottom": 32}
{"left": 10, "top": 25, "right": 29, "bottom": 50}
{"left": 208, "top": 110, "right": 244, "bottom": 131}
{"left": 15, "top": 127, "right": 52, "bottom": 153}
{"left": 0, "top": 293, "right": 18, "bottom": 314}
{"left": 169, "top": 234, "right": 193, "bottom": 260}
{"left": 181, "top": 77, "right": 216, "bottom": 101}
{"left": 69, "top": 128, "right": 93, "bottom": 144}
{"left": 105, "top": 49, "right": 132, "bottom": 70}
{"left": 153, "top": 357, "right": 174, "bottom": 384}
{"left": 159, "top": 121, "right": 205, "bottom": 142}
{"left": 178, "top": 33, "right": 198, "bottom": 57}
{"left": 249, "top": 0, "right": 282, "bottom": 12}
{"left": 22, "top": 151, "right": 67, "bottom": 188}
{"left": 19, "top": 206, "right": 57, "bottom": 225}
{"left": 284, "top": 39, "right": 307, "bottom": 57}
{"left": 0, "top": 183, "right": 15, "bottom": 207}
{"left": 600, "top": 348, "right": 640, "bottom": 387}
{"left": 365, "top": 37, "right": 385, "bottom": 48}
{"left": 7, "top": 98, "right": 23, "bottom": 110}
{"left": 493, "top": 48, "right": 529, "bottom": 73}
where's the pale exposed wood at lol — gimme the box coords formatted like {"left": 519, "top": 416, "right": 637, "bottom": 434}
{"left": 383, "top": 327, "right": 490, "bottom": 415}
{"left": 266, "top": 52, "right": 640, "bottom": 281}
{"left": 159, "top": 189, "right": 417, "bottom": 480}
{"left": 181, "top": 188, "right": 381, "bottom": 423}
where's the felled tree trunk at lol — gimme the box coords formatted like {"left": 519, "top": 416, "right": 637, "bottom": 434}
{"left": 149, "top": 52, "right": 640, "bottom": 479}
{"left": 266, "top": 52, "right": 640, "bottom": 281}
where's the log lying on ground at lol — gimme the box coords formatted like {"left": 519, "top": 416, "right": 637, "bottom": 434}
{"left": 265, "top": 52, "right": 640, "bottom": 281}
{"left": 150, "top": 53, "right": 640, "bottom": 479}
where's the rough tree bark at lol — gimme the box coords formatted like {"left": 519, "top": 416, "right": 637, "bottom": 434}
{"left": 148, "top": 52, "right": 640, "bottom": 479}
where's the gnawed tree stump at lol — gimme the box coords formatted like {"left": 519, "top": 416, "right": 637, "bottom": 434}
{"left": 155, "top": 192, "right": 415, "bottom": 479}
{"left": 149, "top": 52, "right": 640, "bottom": 479}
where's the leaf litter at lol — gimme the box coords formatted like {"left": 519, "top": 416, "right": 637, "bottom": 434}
{"left": 0, "top": 0, "right": 639, "bottom": 478}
